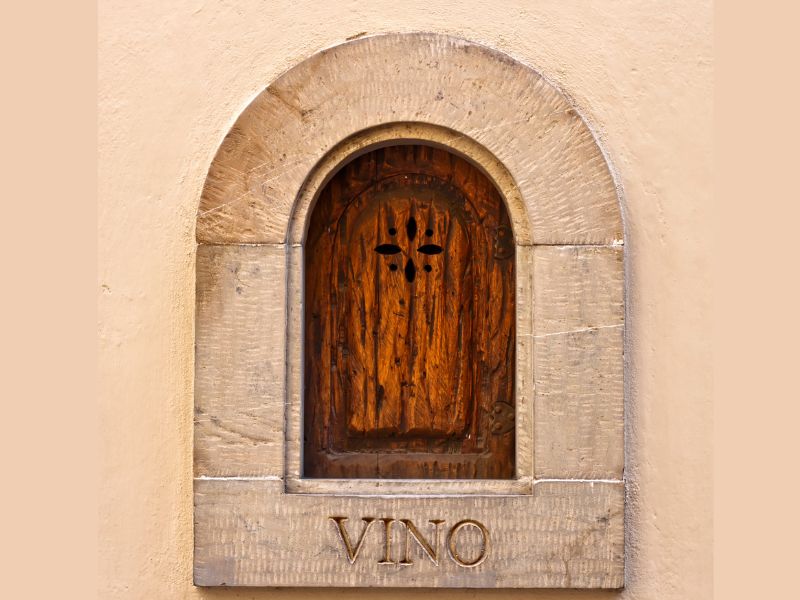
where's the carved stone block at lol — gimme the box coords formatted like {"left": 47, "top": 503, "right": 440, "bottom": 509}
{"left": 194, "top": 244, "right": 286, "bottom": 477}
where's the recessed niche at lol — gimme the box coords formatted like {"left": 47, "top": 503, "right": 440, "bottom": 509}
{"left": 303, "top": 144, "right": 516, "bottom": 479}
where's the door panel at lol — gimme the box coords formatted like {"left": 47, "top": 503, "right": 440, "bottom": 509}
{"left": 305, "top": 145, "right": 515, "bottom": 479}
{"left": 340, "top": 179, "right": 473, "bottom": 438}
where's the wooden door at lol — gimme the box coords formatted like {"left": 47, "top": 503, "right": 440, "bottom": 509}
{"left": 304, "top": 145, "right": 515, "bottom": 479}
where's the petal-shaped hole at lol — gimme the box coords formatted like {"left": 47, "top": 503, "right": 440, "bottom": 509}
{"left": 417, "top": 244, "right": 443, "bottom": 255}
{"left": 404, "top": 258, "right": 416, "bottom": 283}
{"left": 406, "top": 217, "right": 417, "bottom": 241}
{"left": 375, "top": 244, "right": 402, "bottom": 255}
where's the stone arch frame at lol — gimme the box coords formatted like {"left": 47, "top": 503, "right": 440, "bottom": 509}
{"left": 286, "top": 124, "right": 535, "bottom": 494}
{"left": 194, "top": 32, "right": 625, "bottom": 588}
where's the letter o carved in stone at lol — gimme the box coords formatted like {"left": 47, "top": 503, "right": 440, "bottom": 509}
{"left": 447, "top": 520, "right": 491, "bottom": 568}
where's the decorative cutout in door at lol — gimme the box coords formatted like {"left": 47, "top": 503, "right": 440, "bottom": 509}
{"left": 304, "top": 145, "right": 515, "bottom": 479}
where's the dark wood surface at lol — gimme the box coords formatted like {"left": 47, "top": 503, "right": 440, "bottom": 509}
{"left": 304, "top": 145, "right": 515, "bottom": 478}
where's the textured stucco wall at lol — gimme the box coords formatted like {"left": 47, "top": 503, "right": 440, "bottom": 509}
{"left": 98, "top": 1, "right": 712, "bottom": 598}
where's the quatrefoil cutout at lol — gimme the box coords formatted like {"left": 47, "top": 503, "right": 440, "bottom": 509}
{"left": 374, "top": 217, "right": 442, "bottom": 283}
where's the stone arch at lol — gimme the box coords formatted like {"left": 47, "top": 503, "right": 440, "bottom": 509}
{"left": 287, "top": 122, "right": 532, "bottom": 247}
{"left": 196, "top": 32, "right": 622, "bottom": 245}
{"left": 195, "top": 31, "right": 625, "bottom": 493}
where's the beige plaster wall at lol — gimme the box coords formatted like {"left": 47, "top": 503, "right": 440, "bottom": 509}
{"left": 98, "top": 1, "right": 712, "bottom": 598}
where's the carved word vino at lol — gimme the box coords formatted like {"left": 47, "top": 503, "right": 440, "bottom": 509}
{"left": 329, "top": 516, "right": 490, "bottom": 567}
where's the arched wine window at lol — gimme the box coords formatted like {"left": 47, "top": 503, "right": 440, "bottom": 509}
{"left": 195, "top": 34, "right": 626, "bottom": 587}
{"left": 304, "top": 144, "right": 515, "bottom": 479}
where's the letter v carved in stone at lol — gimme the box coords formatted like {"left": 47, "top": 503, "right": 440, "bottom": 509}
{"left": 329, "top": 517, "right": 376, "bottom": 564}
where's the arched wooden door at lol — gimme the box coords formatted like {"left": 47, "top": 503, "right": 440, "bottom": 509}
{"left": 304, "top": 145, "right": 515, "bottom": 479}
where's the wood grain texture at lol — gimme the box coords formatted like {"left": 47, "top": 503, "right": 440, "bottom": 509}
{"left": 533, "top": 246, "right": 624, "bottom": 479}
{"left": 196, "top": 33, "right": 621, "bottom": 245}
{"left": 194, "top": 479, "right": 624, "bottom": 588}
{"left": 194, "top": 244, "right": 286, "bottom": 477}
{"left": 304, "top": 146, "right": 515, "bottom": 479}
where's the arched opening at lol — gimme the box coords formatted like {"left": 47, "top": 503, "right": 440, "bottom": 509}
{"left": 303, "top": 144, "right": 516, "bottom": 479}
